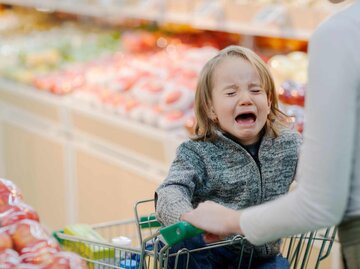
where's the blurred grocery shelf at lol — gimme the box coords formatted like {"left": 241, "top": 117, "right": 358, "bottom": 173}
{"left": 0, "top": 77, "right": 180, "bottom": 229}
{"left": 0, "top": 0, "right": 344, "bottom": 40}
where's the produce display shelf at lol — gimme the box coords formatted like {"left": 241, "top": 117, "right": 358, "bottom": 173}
{"left": 0, "top": 0, "right": 334, "bottom": 40}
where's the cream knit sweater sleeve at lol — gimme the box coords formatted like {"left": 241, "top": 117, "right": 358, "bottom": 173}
{"left": 240, "top": 3, "right": 360, "bottom": 245}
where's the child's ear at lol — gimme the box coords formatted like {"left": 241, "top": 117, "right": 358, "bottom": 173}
{"left": 267, "top": 99, "right": 272, "bottom": 114}
{"left": 209, "top": 107, "right": 218, "bottom": 121}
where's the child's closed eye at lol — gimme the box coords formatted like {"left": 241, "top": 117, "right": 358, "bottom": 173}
{"left": 225, "top": 91, "right": 236, "bottom": 96}
{"left": 250, "top": 88, "right": 262, "bottom": 93}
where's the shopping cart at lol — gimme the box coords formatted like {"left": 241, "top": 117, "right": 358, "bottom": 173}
{"left": 54, "top": 199, "right": 337, "bottom": 269}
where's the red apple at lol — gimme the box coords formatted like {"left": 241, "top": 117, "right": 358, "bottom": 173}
{"left": 0, "top": 195, "right": 23, "bottom": 214}
{"left": 0, "top": 230, "right": 13, "bottom": 251}
{"left": 0, "top": 179, "right": 12, "bottom": 195}
{"left": 20, "top": 239, "right": 60, "bottom": 256}
{"left": 20, "top": 241, "right": 59, "bottom": 265}
{"left": 0, "top": 179, "right": 23, "bottom": 213}
{"left": 0, "top": 178, "right": 22, "bottom": 198}
{"left": 10, "top": 220, "right": 49, "bottom": 252}
{"left": 17, "top": 263, "right": 44, "bottom": 269}
{"left": 166, "top": 110, "right": 184, "bottom": 121}
{"left": 1, "top": 203, "right": 40, "bottom": 227}
{"left": 165, "top": 90, "right": 182, "bottom": 104}
{"left": 0, "top": 249, "right": 20, "bottom": 268}
{"left": 0, "top": 199, "right": 12, "bottom": 214}
{"left": 44, "top": 252, "right": 88, "bottom": 269}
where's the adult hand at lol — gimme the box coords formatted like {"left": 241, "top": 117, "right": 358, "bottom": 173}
{"left": 181, "top": 201, "right": 243, "bottom": 237}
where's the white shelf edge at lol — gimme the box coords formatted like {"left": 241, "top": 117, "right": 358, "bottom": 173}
{"left": 69, "top": 101, "right": 170, "bottom": 142}
{"left": 0, "top": 78, "right": 69, "bottom": 106}
{"left": 0, "top": 78, "right": 174, "bottom": 142}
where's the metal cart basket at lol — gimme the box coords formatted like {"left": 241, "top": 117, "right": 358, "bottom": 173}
{"left": 55, "top": 199, "right": 337, "bottom": 269}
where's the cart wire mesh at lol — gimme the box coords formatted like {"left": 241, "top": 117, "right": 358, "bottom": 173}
{"left": 55, "top": 199, "right": 337, "bottom": 269}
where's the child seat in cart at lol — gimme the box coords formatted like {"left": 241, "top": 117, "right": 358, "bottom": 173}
{"left": 54, "top": 199, "right": 337, "bottom": 269}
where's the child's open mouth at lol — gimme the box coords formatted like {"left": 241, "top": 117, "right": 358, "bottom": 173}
{"left": 235, "top": 112, "right": 257, "bottom": 125}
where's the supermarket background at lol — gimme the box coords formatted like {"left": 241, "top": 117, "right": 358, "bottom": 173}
{"left": 0, "top": 0, "right": 353, "bottom": 268}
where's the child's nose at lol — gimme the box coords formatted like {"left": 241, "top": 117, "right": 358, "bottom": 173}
{"left": 238, "top": 92, "right": 252, "bottom": 106}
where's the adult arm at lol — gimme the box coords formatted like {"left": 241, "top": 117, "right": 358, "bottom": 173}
{"left": 240, "top": 16, "right": 359, "bottom": 245}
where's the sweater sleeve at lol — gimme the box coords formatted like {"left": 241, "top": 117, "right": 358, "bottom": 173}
{"left": 156, "top": 142, "right": 205, "bottom": 226}
{"left": 240, "top": 14, "right": 359, "bottom": 245}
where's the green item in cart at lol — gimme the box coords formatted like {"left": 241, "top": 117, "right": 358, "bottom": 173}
{"left": 63, "top": 224, "right": 115, "bottom": 263}
{"left": 159, "top": 221, "right": 203, "bottom": 246}
{"left": 139, "top": 215, "right": 161, "bottom": 229}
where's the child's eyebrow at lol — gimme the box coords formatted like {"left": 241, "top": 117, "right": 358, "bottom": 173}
{"left": 249, "top": 82, "right": 261, "bottom": 87}
{"left": 222, "top": 83, "right": 239, "bottom": 90}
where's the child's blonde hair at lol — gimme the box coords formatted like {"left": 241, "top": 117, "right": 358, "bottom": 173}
{"left": 193, "top": 45, "right": 290, "bottom": 141}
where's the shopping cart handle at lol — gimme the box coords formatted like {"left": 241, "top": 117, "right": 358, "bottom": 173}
{"left": 139, "top": 215, "right": 162, "bottom": 228}
{"left": 159, "top": 221, "right": 204, "bottom": 246}
{"left": 52, "top": 230, "right": 64, "bottom": 245}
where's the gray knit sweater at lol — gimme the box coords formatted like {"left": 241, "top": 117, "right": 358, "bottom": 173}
{"left": 156, "top": 128, "right": 302, "bottom": 257}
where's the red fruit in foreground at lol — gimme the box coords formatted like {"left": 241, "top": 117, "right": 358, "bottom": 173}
{"left": 44, "top": 252, "right": 88, "bottom": 269}
{"left": 0, "top": 178, "right": 23, "bottom": 198}
{"left": 0, "top": 249, "right": 20, "bottom": 268}
{"left": 10, "top": 220, "right": 50, "bottom": 252}
{"left": 20, "top": 240, "right": 60, "bottom": 265}
{"left": 1, "top": 202, "right": 39, "bottom": 227}
{"left": 0, "top": 230, "right": 13, "bottom": 251}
